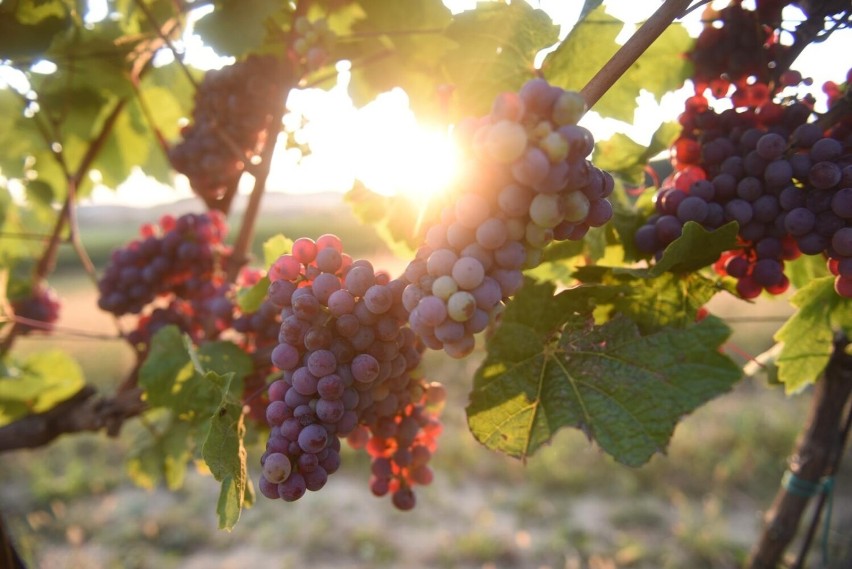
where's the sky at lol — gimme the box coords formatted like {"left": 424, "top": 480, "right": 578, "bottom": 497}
{"left": 5, "top": 0, "right": 851, "bottom": 207}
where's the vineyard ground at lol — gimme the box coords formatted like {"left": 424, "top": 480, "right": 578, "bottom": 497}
{"left": 3, "top": 195, "right": 851, "bottom": 569}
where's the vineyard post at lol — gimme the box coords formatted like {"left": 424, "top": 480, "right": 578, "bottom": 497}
{"left": 747, "top": 333, "right": 852, "bottom": 568}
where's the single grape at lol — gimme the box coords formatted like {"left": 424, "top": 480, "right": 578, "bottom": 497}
{"left": 262, "top": 453, "right": 292, "bottom": 484}
{"left": 832, "top": 227, "right": 852, "bottom": 257}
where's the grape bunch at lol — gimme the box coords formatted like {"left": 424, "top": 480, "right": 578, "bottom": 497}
{"left": 688, "top": 1, "right": 792, "bottom": 99}
{"left": 401, "top": 78, "right": 614, "bottom": 358}
{"left": 634, "top": 89, "right": 852, "bottom": 298}
{"left": 290, "top": 17, "right": 336, "bottom": 71}
{"left": 259, "top": 235, "right": 443, "bottom": 510}
{"left": 10, "top": 284, "right": 60, "bottom": 334}
{"left": 97, "top": 212, "right": 230, "bottom": 316}
{"left": 168, "top": 55, "right": 292, "bottom": 202}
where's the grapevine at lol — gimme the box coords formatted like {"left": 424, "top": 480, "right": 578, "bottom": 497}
{"left": 0, "top": 1, "right": 851, "bottom": 567}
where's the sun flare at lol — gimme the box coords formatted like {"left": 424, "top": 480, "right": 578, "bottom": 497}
{"left": 281, "top": 84, "right": 461, "bottom": 206}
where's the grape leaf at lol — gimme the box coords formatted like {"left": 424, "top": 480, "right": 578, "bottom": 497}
{"left": 0, "top": 350, "right": 85, "bottom": 425}
{"left": 629, "top": 221, "right": 739, "bottom": 277}
{"left": 573, "top": 267, "right": 721, "bottom": 334}
{"left": 263, "top": 234, "right": 294, "bottom": 267}
{"left": 343, "top": 182, "right": 436, "bottom": 259}
{"left": 784, "top": 252, "right": 830, "bottom": 291}
{"left": 775, "top": 277, "right": 852, "bottom": 394}
{"left": 542, "top": 6, "right": 692, "bottom": 123}
{"left": 467, "top": 280, "right": 740, "bottom": 466}
{"left": 126, "top": 417, "right": 193, "bottom": 490}
{"left": 201, "top": 371, "right": 248, "bottom": 530}
{"left": 193, "top": 0, "right": 283, "bottom": 58}
{"left": 342, "top": 0, "right": 454, "bottom": 120}
{"left": 132, "top": 327, "right": 252, "bottom": 496}
{"left": 237, "top": 275, "right": 270, "bottom": 313}
{"left": 593, "top": 121, "right": 680, "bottom": 186}
{"left": 0, "top": 6, "right": 69, "bottom": 61}
{"left": 441, "top": 2, "right": 558, "bottom": 118}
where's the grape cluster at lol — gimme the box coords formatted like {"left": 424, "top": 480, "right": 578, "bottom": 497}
{"left": 97, "top": 212, "right": 230, "bottom": 316}
{"left": 259, "top": 235, "right": 443, "bottom": 510}
{"left": 635, "top": 91, "right": 852, "bottom": 298}
{"left": 168, "top": 55, "right": 291, "bottom": 201}
{"left": 403, "top": 79, "right": 614, "bottom": 358}
{"left": 10, "top": 284, "right": 60, "bottom": 334}
{"left": 290, "top": 17, "right": 336, "bottom": 71}
{"left": 688, "top": 1, "right": 791, "bottom": 98}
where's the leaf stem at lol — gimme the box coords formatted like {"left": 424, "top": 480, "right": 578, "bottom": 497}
{"left": 580, "top": 0, "right": 693, "bottom": 111}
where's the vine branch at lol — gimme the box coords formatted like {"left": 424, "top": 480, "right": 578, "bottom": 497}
{"left": 580, "top": 0, "right": 693, "bottom": 111}
{"left": 0, "top": 386, "right": 146, "bottom": 452}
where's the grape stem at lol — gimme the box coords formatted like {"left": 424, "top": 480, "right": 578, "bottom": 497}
{"left": 579, "top": 0, "right": 693, "bottom": 111}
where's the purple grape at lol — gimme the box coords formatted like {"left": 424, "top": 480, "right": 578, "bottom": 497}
{"left": 832, "top": 227, "right": 852, "bottom": 257}
{"left": 676, "top": 196, "right": 709, "bottom": 223}
{"left": 756, "top": 132, "right": 786, "bottom": 160}
{"left": 832, "top": 188, "right": 852, "bottom": 218}
{"left": 297, "top": 424, "right": 329, "bottom": 454}
{"left": 724, "top": 199, "right": 754, "bottom": 226}
{"left": 736, "top": 176, "right": 764, "bottom": 202}
{"left": 307, "top": 349, "right": 337, "bottom": 378}
{"left": 809, "top": 137, "right": 842, "bottom": 162}
{"left": 784, "top": 207, "right": 816, "bottom": 236}
{"left": 634, "top": 224, "right": 659, "bottom": 253}
{"left": 798, "top": 232, "right": 828, "bottom": 255}
{"left": 809, "top": 161, "right": 842, "bottom": 190}
{"left": 279, "top": 472, "right": 307, "bottom": 501}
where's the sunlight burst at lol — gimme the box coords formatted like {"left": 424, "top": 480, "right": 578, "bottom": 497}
{"left": 282, "top": 85, "right": 461, "bottom": 205}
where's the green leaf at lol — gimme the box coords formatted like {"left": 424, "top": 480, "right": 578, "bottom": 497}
{"left": 126, "top": 417, "right": 194, "bottom": 490}
{"left": 341, "top": 0, "right": 454, "bottom": 120}
{"left": 201, "top": 371, "right": 248, "bottom": 530}
{"left": 0, "top": 4, "right": 70, "bottom": 61}
{"left": 642, "top": 221, "right": 738, "bottom": 277}
{"left": 785, "top": 252, "right": 831, "bottom": 290}
{"left": 593, "top": 121, "right": 680, "bottom": 186}
{"left": 0, "top": 350, "right": 85, "bottom": 425}
{"left": 775, "top": 277, "right": 852, "bottom": 394}
{"left": 194, "top": 0, "right": 283, "bottom": 57}
{"left": 441, "top": 2, "right": 558, "bottom": 118}
{"left": 574, "top": 267, "right": 721, "bottom": 334}
{"left": 263, "top": 234, "right": 294, "bottom": 267}
{"left": 343, "top": 183, "right": 434, "bottom": 258}
{"left": 542, "top": 6, "right": 692, "bottom": 122}
{"left": 237, "top": 275, "right": 270, "bottom": 313}
{"left": 138, "top": 326, "right": 196, "bottom": 409}
{"left": 467, "top": 280, "right": 740, "bottom": 465}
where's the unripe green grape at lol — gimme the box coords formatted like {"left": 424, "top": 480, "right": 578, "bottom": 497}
{"left": 484, "top": 120, "right": 528, "bottom": 164}
{"left": 530, "top": 120, "right": 552, "bottom": 141}
{"left": 562, "top": 190, "right": 591, "bottom": 223}
{"left": 447, "top": 291, "right": 476, "bottom": 322}
{"left": 552, "top": 91, "right": 586, "bottom": 126}
{"left": 539, "top": 131, "right": 569, "bottom": 163}
{"left": 529, "top": 193, "right": 564, "bottom": 228}
{"left": 431, "top": 275, "right": 458, "bottom": 300}
{"left": 525, "top": 222, "right": 553, "bottom": 248}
